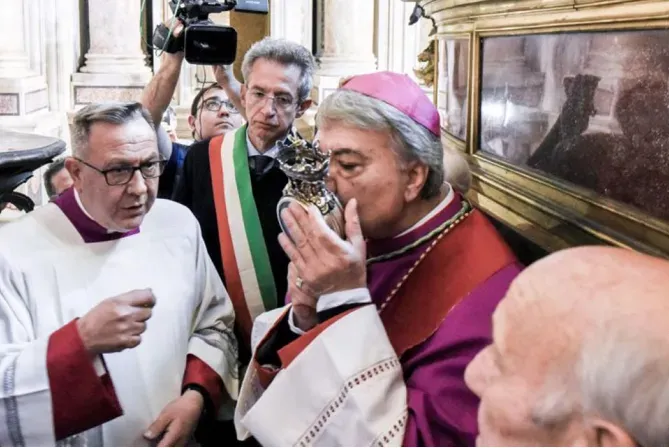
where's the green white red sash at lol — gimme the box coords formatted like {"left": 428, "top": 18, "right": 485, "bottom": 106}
{"left": 209, "top": 125, "right": 278, "bottom": 344}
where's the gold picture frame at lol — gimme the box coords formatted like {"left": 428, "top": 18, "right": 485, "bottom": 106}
{"left": 424, "top": 0, "right": 669, "bottom": 258}
{"left": 434, "top": 35, "right": 471, "bottom": 145}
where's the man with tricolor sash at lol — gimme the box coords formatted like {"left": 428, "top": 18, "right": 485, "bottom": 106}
{"left": 174, "top": 37, "right": 315, "bottom": 354}
{"left": 173, "top": 37, "right": 315, "bottom": 445}
{"left": 233, "top": 72, "right": 524, "bottom": 446}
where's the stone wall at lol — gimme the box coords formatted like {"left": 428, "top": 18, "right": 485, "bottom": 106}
{"left": 0, "top": 0, "right": 433, "bottom": 143}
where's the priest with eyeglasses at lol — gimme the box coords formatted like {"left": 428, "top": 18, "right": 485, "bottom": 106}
{"left": 0, "top": 102, "right": 238, "bottom": 446}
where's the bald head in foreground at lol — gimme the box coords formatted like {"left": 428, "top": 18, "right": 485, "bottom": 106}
{"left": 466, "top": 246, "right": 669, "bottom": 447}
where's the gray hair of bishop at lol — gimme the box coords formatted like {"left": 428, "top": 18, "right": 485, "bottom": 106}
{"left": 316, "top": 89, "right": 444, "bottom": 199}
{"left": 71, "top": 102, "right": 155, "bottom": 158}
{"left": 241, "top": 37, "right": 316, "bottom": 103}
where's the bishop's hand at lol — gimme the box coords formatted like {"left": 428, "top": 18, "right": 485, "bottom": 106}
{"left": 287, "top": 262, "right": 319, "bottom": 331}
{"left": 76, "top": 289, "right": 155, "bottom": 355}
{"left": 279, "top": 199, "right": 367, "bottom": 331}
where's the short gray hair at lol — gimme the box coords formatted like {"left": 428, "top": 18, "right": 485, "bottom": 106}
{"left": 72, "top": 102, "right": 154, "bottom": 157}
{"left": 531, "top": 325, "right": 669, "bottom": 446}
{"left": 316, "top": 90, "right": 444, "bottom": 199}
{"left": 241, "top": 37, "right": 316, "bottom": 102}
{"left": 578, "top": 327, "right": 669, "bottom": 446}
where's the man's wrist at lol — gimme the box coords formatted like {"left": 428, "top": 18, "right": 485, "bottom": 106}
{"left": 182, "top": 386, "right": 206, "bottom": 415}
{"left": 75, "top": 317, "right": 98, "bottom": 358}
{"left": 292, "top": 304, "right": 318, "bottom": 332}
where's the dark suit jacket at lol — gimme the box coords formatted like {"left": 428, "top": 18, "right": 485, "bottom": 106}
{"left": 173, "top": 137, "right": 290, "bottom": 351}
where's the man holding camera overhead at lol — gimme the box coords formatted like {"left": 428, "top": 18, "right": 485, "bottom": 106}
{"left": 141, "top": 18, "right": 244, "bottom": 199}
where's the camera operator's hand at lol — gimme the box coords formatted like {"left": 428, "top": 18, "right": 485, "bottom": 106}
{"left": 165, "top": 18, "right": 185, "bottom": 41}
{"left": 76, "top": 289, "right": 155, "bottom": 356}
{"left": 153, "top": 18, "right": 186, "bottom": 56}
{"left": 213, "top": 65, "right": 246, "bottom": 120}
{"left": 143, "top": 17, "right": 186, "bottom": 128}
{"left": 213, "top": 65, "right": 235, "bottom": 87}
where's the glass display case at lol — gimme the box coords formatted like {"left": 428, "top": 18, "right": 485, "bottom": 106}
{"left": 425, "top": 0, "right": 669, "bottom": 258}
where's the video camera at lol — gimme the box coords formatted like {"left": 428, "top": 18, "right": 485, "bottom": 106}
{"left": 153, "top": 0, "right": 268, "bottom": 66}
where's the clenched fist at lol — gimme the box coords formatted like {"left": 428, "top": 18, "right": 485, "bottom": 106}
{"left": 77, "top": 289, "right": 156, "bottom": 356}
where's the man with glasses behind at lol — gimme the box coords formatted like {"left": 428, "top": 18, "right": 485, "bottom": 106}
{"left": 0, "top": 102, "right": 239, "bottom": 446}
{"left": 154, "top": 84, "right": 245, "bottom": 199}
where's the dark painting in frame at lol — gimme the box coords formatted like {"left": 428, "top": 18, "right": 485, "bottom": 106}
{"left": 478, "top": 29, "right": 669, "bottom": 222}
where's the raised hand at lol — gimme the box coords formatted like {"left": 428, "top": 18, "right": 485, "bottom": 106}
{"left": 279, "top": 199, "right": 367, "bottom": 298}
{"left": 287, "top": 262, "right": 319, "bottom": 331}
{"left": 76, "top": 289, "right": 156, "bottom": 355}
{"left": 213, "top": 64, "right": 235, "bottom": 86}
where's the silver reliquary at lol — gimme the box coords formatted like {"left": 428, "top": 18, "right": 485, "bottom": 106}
{"left": 276, "top": 135, "right": 344, "bottom": 239}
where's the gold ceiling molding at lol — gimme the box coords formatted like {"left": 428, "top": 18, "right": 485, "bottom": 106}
{"left": 422, "top": 0, "right": 669, "bottom": 33}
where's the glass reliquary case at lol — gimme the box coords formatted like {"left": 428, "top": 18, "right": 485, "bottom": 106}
{"left": 426, "top": 0, "right": 669, "bottom": 259}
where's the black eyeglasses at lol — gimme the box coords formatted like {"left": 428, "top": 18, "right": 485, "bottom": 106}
{"left": 201, "top": 98, "right": 240, "bottom": 114}
{"left": 75, "top": 157, "right": 167, "bottom": 186}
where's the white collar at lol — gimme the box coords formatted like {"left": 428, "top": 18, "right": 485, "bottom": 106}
{"left": 395, "top": 184, "right": 455, "bottom": 238}
{"left": 246, "top": 130, "right": 282, "bottom": 159}
{"left": 73, "top": 188, "right": 114, "bottom": 233}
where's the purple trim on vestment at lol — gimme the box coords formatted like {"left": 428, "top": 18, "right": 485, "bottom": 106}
{"left": 53, "top": 187, "right": 140, "bottom": 243}
{"left": 285, "top": 193, "right": 523, "bottom": 445}
{"left": 365, "top": 198, "right": 523, "bottom": 446}
{"left": 401, "top": 263, "right": 522, "bottom": 446}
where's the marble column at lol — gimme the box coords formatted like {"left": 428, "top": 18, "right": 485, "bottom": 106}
{"left": 312, "top": 0, "right": 377, "bottom": 103}
{"left": 0, "top": 0, "right": 56, "bottom": 135}
{"left": 376, "top": 0, "right": 432, "bottom": 89}
{"left": 270, "top": 0, "right": 312, "bottom": 50}
{"left": 71, "top": 0, "right": 151, "bottom": 107}
{"left": 416, "top": 18, "right": 435, "bottom": 98}
{"left": 0, "top": 0, "right": 31, "bottom": 77}
{"left": 0, "top": 0, "right": 67, "bottom": 211}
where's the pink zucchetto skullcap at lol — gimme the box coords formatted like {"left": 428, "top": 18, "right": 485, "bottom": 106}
{"left": 339, "top": 71, "right": 441, "bottom": 137}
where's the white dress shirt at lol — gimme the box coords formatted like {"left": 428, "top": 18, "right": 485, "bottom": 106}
{"left": 246, "top": 131, "right": 283, "bottom": 159}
